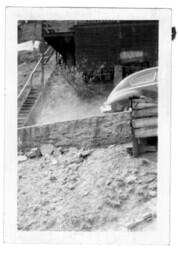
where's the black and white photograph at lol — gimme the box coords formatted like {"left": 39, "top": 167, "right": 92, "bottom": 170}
{"left": 4, "top": 7, "right": 171, "bottom": 244}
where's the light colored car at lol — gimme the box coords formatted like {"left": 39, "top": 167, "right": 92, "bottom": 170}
{"left": 100, "top": 67, "right": 158, "bottom": 113}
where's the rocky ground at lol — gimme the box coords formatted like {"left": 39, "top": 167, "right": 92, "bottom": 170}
{"left": 18, "top": 143, "right": 157, "bottom": 232}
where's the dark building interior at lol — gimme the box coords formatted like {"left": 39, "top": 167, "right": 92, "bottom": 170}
{"left": 18, "top": 20, "right": 158, "bottom": 84}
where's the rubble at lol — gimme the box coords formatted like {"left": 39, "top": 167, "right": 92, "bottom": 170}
{"left": 26, "top": 147, "right": 41, "bottom": 158}
{"left": 127, "top": 212, "right": 156, "bottom": 231}
{"left": 78, "top": 149, "right": 93, "bottom": 160}
{"left": 49, "top": 176, "right": 57, "bottom": 182}
{"left": 18, "top": 143, "right": 157, "bottom": 231}
{"left": 18, "top": 155, "right": 27, "bottom": 162}
{"left": 40, "top": 144, "right": 55, "bottom": 156}
{"left": 141, "top": 158, "right": 151, "bottom": 166}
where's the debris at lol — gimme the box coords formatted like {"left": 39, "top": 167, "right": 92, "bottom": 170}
{"left": 53, "top": 146, "right": 67, "bottom": 157}
{"left": 126, "top": 175, "right": 136, "bottom": 184}
{"left": 41, "top": 200, "right": 50, "bottom": 207}
{"left": 126, "top": 147, "right": 133, "bottom": 156}
{"left": 142, "top": 212, "right": 156, "bottom": 222}
{"left": 40, "top": 144, "right": 55, "bottom": 156}
{"left": 78, "top": 149, "right": 92, "bottom": 160}
{"left": 148, "top": 190, "right": 157, "bottom": 198}
{"left": 46, "top": 218, "right": 57, "bottom": 229}
{"left": 18, "top": 175, "right": 23, "bottom": 180}
{"left": 119, "top": 193, "right": 129, "bottom": 201}
{"left": 18, "top": 142, "right": 157, "bottom": 231}
{"left": 105, "top": 179, "right": 112, "bottom": 186}
{"left": 49, "top": 176, "right": 57, "bottom": 182}
{"left": 127, "top": 213, "right": 156, "bottom": 230}
{"left": 58, "top": 146, "right": 68, "bottom": 154}
{"left": 50, "top": 158, "right": 58, "bottom": 165}
{"left": 43, "top": 156, "right": 51, "bottom": 164}
{"left": 26, "top": 148, "right": 41, "bottom": 158}
{"left": 18, "top": 155, "right": 27, "bottom": 162}
{"left": 105, "top": 199, "right": 121, "bottom": 209}
{"left": 67, "top": 183, "right": 76, "bottom": 190}
{"left": 144, "top": 174, "right": 156, "bottom": 184}
{"left": 33, "top": 206, "right": 39, "bottom": 212}
{"left": 141, "top": 158, "right": 151, "bottom": 166}
{"left": 81, "top": 190, "right": 89, "bottom": 197}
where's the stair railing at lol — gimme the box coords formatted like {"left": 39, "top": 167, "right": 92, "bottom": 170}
{"left": 18, "top": 46, "right": 54, "bottom": 100}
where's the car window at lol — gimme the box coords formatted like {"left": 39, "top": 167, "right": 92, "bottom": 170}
{"left": 130, "top": 69, "right": 157, "bottom": 86}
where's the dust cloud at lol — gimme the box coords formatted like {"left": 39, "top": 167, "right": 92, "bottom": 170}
{"left": 30, "top": 68, "right": 109, "bottom": 125}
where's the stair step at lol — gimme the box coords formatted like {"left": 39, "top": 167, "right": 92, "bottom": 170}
{"left": 21, "top": 106, "right": 33, "bottom": 109}
{"left": 27, "top": 98, "right": 37, "bottom": 100}
{"left": 20, "top": 107, "right": 32, "bottom": 110}
{"left": 25, "top": 98, "right": 37, "bottom": 101}
{"left": 20, "top": 109, "right": 31, "bottom": 111}
{"left": 22, "top": 107, "right": 33, "bottom": 109}
{"left": 20, "top": 111, "right": 31, "bottom": 113}
{"left": 21, "top": 105, "right": 33, "bottom": 107}
{"left": 25, "top": 98, "right": 37, "bottom": 102}
{"left": 22, "top": 105, "right": 32, "bottom": 107}
{"left": 18, "top": 87, "right": 41, "bottom": 127}
{"left": 25, "top": 96, "right": 37, "bottom": 98}
{"left": 24, "top": 101, "right": 36, "bottom": 103}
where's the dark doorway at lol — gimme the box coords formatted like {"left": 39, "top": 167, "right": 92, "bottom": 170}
{"left": 44, "top": 35, "right": 75, "bottom": 66}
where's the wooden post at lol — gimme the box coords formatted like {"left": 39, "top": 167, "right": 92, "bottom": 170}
{"left": 130, "top": 97, "right": 158, "bottom": 157}
{"left": 41, "top": 21, "right": 45, "bottom": 89}
{"left": 114, "top": 65, "right": 123, "bottom": 86}
{"left": 132, "top": 137, "right": 139, "bottom": 157}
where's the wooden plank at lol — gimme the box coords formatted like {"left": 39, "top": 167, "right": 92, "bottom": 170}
{"left": 132, "top": 97, "right": 157, "bottom": 103}
{"left": 134, "top": 127, "right": 157, "bottom": 138}
{"left": 132, "top": 117, "right": 157, "bottom": 128}
{"left": 132, "top": 107, "right": 158, "bottom": 118}
{"left": 132, "top": 102, "right": 157, "bottom": 110}
{"left": 131, "top": 98, "right": 157, "bottom": 110}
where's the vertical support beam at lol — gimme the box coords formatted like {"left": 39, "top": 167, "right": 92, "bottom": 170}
{"left": 41, "top": 21, "right": 45, "bottom": 89}
{"left": 130, "top": 98, "right": 139, "bottom": 157}
{"left": 114, "top": 65, "right": 123, "bottom": 86}
{"left": 132, "top": 137, "right": 139, "bottom": 157}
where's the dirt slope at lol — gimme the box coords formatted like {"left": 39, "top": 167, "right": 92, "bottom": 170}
{"left": 18, "top": 143, "right": 157, "bottom": 231}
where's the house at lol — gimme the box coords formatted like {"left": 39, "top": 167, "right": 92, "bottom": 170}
{"left": 18, "top": 20, "right": 158, "bottom": 83}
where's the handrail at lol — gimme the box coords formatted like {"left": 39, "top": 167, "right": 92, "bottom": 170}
{"left": 18, "top": 46, "right": 52, "bottom": 99}
{"left": 43, "top": 48, "right": 55, "bottom": 65}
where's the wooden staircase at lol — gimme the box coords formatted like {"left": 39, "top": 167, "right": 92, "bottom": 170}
{"left": 18, "top": 45, "right": 55, "bottom": 128}
{"left": 18, "top": 88, "right": 40, "bottom": 127}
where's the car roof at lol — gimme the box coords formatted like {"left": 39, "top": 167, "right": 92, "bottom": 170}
{"left": 115, "top": 67, "right": 158, "bottom": 92}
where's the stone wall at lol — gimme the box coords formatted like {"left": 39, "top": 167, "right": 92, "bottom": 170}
{"left": 18, "top": 111, "right": 132, "bottom": 150}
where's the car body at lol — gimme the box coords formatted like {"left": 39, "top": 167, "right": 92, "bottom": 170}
{"left": 100, "top": 67, "right": 158, "bottom": 113}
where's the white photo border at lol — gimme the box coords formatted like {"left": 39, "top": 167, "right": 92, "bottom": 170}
{"left": 4, "top": 7, "right": 171, "bottom": 244}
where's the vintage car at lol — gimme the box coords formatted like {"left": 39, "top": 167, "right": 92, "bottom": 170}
{"left": 100, "top": 67, "right": 158, "bottom": 113}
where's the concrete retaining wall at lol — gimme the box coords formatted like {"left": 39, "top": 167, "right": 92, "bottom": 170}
{"left": 18, "top": 111, "right": 131, "bottom": 150}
